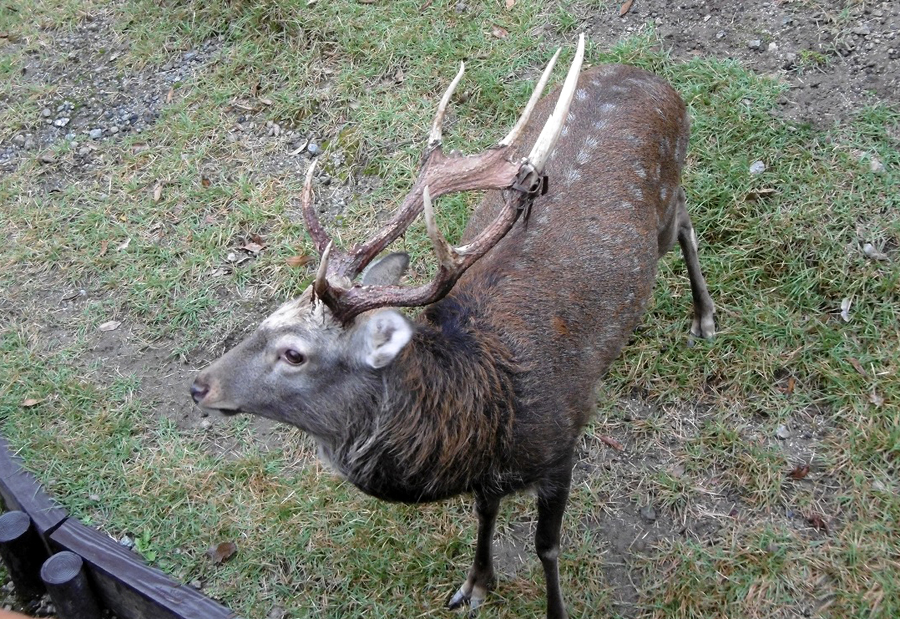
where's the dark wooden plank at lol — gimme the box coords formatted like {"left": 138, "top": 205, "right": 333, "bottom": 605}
{"left": 50, "top": 520, "right": 239, "bottom": 619}
{"left": 0, "top": 435, "right": 68, "bottom": 541}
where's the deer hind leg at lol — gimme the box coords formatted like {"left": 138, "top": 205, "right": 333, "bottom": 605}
{"left": 535, "top": 459, "right": 573, "bottom": 619}
{"left": 674, "top": 187, "right": 716, "bottom": 339}
{"left": 448, "top": 492, "right": 501, "bottom": 616}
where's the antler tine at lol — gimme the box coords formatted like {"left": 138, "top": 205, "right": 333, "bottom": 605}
{"left": 313, "top": 240, "right": 333, "bottom": 299}
{"left": 422, "top": 186, "right": 456, "bottom": 268}
{"left": 428, "top": 62, "right": 466, "bottom": 149}
{"left": 301, "top": 160, "right": 333, "bottom": 256}
{"left": 527, "top": 33, "right": 585, "bottom": 172}
{"left": 499, "top": 47, "right": 562, "bottom": 148}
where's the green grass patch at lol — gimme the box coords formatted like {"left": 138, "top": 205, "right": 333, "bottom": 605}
{"left": 1, "top": 1, "right": 898, "bottom": 618}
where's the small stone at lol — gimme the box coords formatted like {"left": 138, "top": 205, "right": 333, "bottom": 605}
{"left": 226, "top": 252, "right": 237, "bottom": 262}
{"left": 70, "top": 141, "right": 79, "bottom": 149}
{"left": 307, "top": 142, "right": 321, "bottom": 156}
{"left": 767, "top": 42, "right": 778, "bottom": 53}
{"left": 54, "top": 117, "right": 71, "bottom": 128}
{"left": 39, "top": 153, "right": 56, "bottom": 164}
{"left": 89, "top": 128, "right": 103, "bottom": 139}
{"left": 78, "top": 147, "right": 91, "bottom": 157}
{"left": 190, "top": 580, "right": 203, "bottom": 590}
{"left": 89, "top": 494, "right": 101, "bottom": 502}
{"left": 23, "top": 138, "right": 35, "bottom": 149}
{"left": 776, "top": 425, "right": 791, "bottom": 440}
{"left": 748, "top": 39, "right": 762, "bottom": 51}
{"left": 184, "top": 51, "right": 198, "bottom": 62}
{"left": 42, "top": 107, "right": 52, "bottom": 117}
{"left": 119, "top": 535, "right": 135, "bottom": 549}
{"left": 749, "top": 160, "right": 766, "bottom": 175}
{"left": 12, "top": 134, "right": 25, "bottom": 146}
{"left": 109, "top": 126, "right": 119, "bottom": 134}
{"left": 852, "top": 25, "right": 871, "bottom": 36}
{"left": 716, "top": 30, "right": 726, "bottom": 39}
{"left": 200, "top": 419, "right": 212, "bottom": 430}
{"left": 862, "top": 243, "right": 888, "bottom": 261}
{"left": 639, "top": 505, "right": 657, "bottom": 523}
{"left": 869, "top": 156, "right": 885, "bottom": 174}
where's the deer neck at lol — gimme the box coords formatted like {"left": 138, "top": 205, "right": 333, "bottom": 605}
{"left": 325, "top": 296, "right": 519, "bottom": 503}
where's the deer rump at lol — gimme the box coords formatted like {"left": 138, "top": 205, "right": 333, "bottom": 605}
{"left": 192, "top": 40, "right": 714, "bottom": 619}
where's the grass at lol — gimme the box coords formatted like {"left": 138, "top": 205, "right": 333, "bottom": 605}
{"left": 1, "top": 1, "right": 899, "bottom": 618}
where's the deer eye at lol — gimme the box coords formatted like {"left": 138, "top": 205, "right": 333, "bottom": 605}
{"left": 281, "top": 349, "right": 306, "bottom": 366}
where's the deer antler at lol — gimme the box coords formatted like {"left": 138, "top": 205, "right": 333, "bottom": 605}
{"left": 303, "top": 34, "right": 586, "bottom": 323}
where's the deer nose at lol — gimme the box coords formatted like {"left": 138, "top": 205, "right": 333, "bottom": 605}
{"left": 190, "top": 379, "right": 210, "bottom": 404}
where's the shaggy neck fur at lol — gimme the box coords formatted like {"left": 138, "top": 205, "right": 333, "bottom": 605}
{"left": 327, "top": 293, "right": 522, "bottom": 503}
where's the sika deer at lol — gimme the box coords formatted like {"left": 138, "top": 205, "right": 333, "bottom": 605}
{"left": 191, "top": 34, "right": 715, "bottom": 619}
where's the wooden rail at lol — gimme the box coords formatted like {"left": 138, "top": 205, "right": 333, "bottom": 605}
{"left": 0, "top": 435, "right": 240, "bottom": 619}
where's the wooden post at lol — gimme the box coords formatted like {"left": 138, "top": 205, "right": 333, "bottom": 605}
{"left": 41, "top": 551, "right": 103, "bottom": 619}
{"left": 0, "top": 511, "right": 48, "bottom": 601}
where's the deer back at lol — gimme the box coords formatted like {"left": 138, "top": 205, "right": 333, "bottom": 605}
{"left": 431, "top": 65, "right": 689, "bottom": 427}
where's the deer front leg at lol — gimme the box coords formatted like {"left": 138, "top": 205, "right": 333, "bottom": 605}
{"left": 535, "top": 461, "right": 573, "bottom": 619}
{"left": 675, "top": 187, "right": 716, "bottom": 339}
{"left": 448, "top": 492, "right": 501, "bottom": 616}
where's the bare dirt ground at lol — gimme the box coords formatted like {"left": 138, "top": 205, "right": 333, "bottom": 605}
{"left": 2, "top": 1, "right": 897, "bottom": 616}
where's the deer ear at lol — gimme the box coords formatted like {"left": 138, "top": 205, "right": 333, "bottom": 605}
{"left": 361, "top": 309, "right": 413, "bottom": 369}
{"left": 361, "top": 253, "right": 410, "bottom": 286}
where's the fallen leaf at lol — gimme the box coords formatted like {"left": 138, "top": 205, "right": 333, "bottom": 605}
{"left": 358, "top": 0, "right": 376, "bottom": 3}
{"left": 240, "top": 242, "right": 264, "bottom": 254}
{"left": 619, "top": 0, "right": 634, "bottom": 16}
{"left": 778, "top": 375, "right": 796, "bottom": 395}
{"left": 806, "top": 513, "right": 828, "bottom": 533}
{"left": 286, "top": 254, "right": 313, "bottom": 268}
{"left": 99, "top": 240, "right": 108, "bottom": 256}
{"left": 153, "top": 182, "right": 163, "bottom": 202}
{"left": 166, "top": 88, "right": 174, "bottom": 104}
{"left": 249, "top": 233, "right": 265, "bottom": 245}
{"left": 788, "top": 464, "right": 810, "bottom": 480}
{"left": 250, "top": 79, "right": 260, "bottom": 98}
{"left": 491, "top": 24, "right": 509, "bottom": 39}
{"left": 869, "top": 392, "right": 885, "bottom": 407}
{"left": 847, "top": 357, "right": 868, "bottom": 377}
{"left": 505, "top": 0, "right": 515, "bottom": 8}
{"left": 201, "top": 176, "right": 211, "bottom": 188}
{"left": 60, "top": 290, "right": 80, "bottom": 301}
{"left": 599, "top": 435, "right": 624, "bottom": 452}
{"left": 258, "top": 97, "right": 274, "bottom": 106}
{"left": 746, "top": 188, "right": 777, "bottom": 201}
{"left": 99, "top": 320, "right": 122, "bottom": 332}
{"left": 21, "top": 398, "right": 44, "bottom": 408}
{"left": 116, "top": 238, "right": 131, "bottom": 252}
{"left": 207, "top": 541, "right": 238, "bottom": 564}
{"left": 419, "top": 0, "right": 433, "bottom": 9}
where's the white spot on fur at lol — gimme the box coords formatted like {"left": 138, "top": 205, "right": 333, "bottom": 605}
{"left": 576, "top": 88, "right": 587, "bottom": 101}
{"left": 654, "top": 162, "right": 661, "bottom": 180}
{"left": 631, "top": 185, "right": 643, "bottom": 201}
{"left": 600, "top": 102, "right": 616, "bottom": 114}
{"left": 593, "top": 118, "right": 610, "bottom": 131}
{"left": 691, "top": 229, "right": 699, "bottom": 251}
{"left": 565, "top": 168, "right": 581, "bottom": 185}
{"left": 561, "top": 125, "right": 569, "bottom": 137}
{"left": 566, "top": 111, "right": 576, "bottom": 124}
{"left": 576, "top": 149, "right": 590, "bottom": 165}
{"left": 634, "top": 167, "right": 647, "bottom": 179}
{"left": 660, "top": 186, "right": 669, "bottom": 203}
